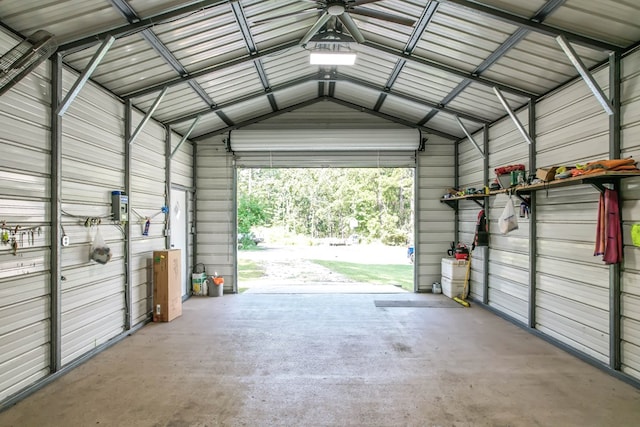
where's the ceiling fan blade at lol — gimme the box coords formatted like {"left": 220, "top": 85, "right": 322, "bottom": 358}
{"left": 339, "top": 13, "right": 366, "bottom": 44}
{"left": 351, "top": 0, "right": 385, "bottom": 6}
{"left": 251, "top": 9, "right": 318, "bottom": 25}
{"left": 300, "top": 12, "right": 332, "bottom": 46}
{"left": 350, "top": 7, "right": 415, "bottom": 26}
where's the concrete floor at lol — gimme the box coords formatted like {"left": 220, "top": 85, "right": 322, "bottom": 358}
{"left": 1, "top": 294, "right": 640, "bottom": 426}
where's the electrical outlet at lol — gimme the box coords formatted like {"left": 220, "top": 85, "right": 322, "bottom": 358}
{"left": 61, "top": 235, "right": 70, "bottom": 247}
{"left": 156, "top": 304, "right": 161, "bottom": 315}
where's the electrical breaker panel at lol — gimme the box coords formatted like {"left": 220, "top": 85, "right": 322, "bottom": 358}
{"left": 111, "top": 191, "right": 128, "bottom": 223}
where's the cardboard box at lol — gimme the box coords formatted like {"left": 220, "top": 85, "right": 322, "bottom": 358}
{"left": 153, "top": 249, "right": 182, "bottom": 322}
{"left": 536, "top": 167, "right": 557, "bottom": 182}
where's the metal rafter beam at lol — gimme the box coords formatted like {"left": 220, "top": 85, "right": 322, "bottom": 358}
{"left": 192, "top": 96, "right": 460, "bottom": 142}
{"left": 419, "top": 0, "right": 565, "bottom": 126}
{"left": 329, "top": 97, "right": 459, "bottom": 140}
{"left": 167, "top": 74, "right": 320, "bottom": 125}
{"left": 363, "top": 41, "right": 537, "bottom": 98}
{"left": 167, "top": 73, "right": 489, "bottom": 128}
{"left": 231, "top": 2, "right": 277, "bottom": 112}
{"left": 124, "top": 40, "right": 300, "bottom": 99}
{"left": 437, "top": 0, "right": 621, "bottom": 52}
{"left": 405, "top": 2, "right": 439, "bottom": 53}
{"left": 192, "top": 98, "right": 324, "bottom": 141}
{"left": 58, "top": 0, "right": 230, "bottom": 54}
{"left": 108, "top": 0, "right": 215, "bottom": 109}
{"left": 338, "top": 74, "right": 488, "bottom": 123}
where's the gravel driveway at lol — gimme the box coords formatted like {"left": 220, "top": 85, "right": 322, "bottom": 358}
{"left": 239, "top": 244, "right": 411, "bottom": 293}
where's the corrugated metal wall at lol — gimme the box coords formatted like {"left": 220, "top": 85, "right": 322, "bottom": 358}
{"left": 487, "top": 110, "right": 531, "bottom": 325}
{"left": 196, "top": 137, "right": 236, "bottom": 293}
{"left": 0, "top": 31, "right": 51, "bottom": 402}
{"left": 170, "top": 132, "right": 195, "bottom": 295}
{"left": 129, "top": 113, "right": 167, "bottom": 326}
{"left": 620, "top": 48, "right": 640, "bottom": 380}
{"left": 456, "top": 131, "right": 486, "bottom": 301}
{"left": 0, "top": 26, "right": 194, "bottom": 403}
{"left": 416, "top": 136, "right": 455, "bottom": 292}
{"left": 535, "top": 67, "right": 611, "bottom": 363}
{"left": 59, "top": 68, "right": 126, "bottom": 366}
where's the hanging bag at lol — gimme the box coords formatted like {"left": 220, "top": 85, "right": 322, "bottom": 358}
{"left": 90, "top": 227, "right": 112, "bottom": 264}
{"left": 498, "top": 200, "right": 518, "bottom": 234}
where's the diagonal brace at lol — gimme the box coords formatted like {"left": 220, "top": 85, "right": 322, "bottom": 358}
{"left": 493, "top": 87, "right": 534, "bottom": 145}
{"left": 56, "top": 36, "right": 115, "bottom": 116}
{"left": 170, "top": 116, "right": 201, "bottom": 159}
{"left": 128, "top": 87, "right": 168, "bottom": 145}
{"left": 556, "top": 35, "right": 613, "bottom": 116}
{"left": 455, "top": 115, "right": 485, "bottom": 159}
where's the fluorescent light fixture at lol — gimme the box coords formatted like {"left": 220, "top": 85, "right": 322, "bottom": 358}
{"left": 309, "top": 51, "right": 356, "bottom": 65}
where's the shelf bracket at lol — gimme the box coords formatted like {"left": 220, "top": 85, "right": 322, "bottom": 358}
{"left": 588, "top": 178, "right": 620, "bottom": 194}
{"left": 471, "top": 198, "right": 484, "bottom": 208}
{"left": 590, "top": 182, "right": 608, "bottom": 194}
{"left": 514, "top": 193, "right": 531, "bottom": 206}
{"left": 441, "top": 199, "right": 458, "bottom": 211}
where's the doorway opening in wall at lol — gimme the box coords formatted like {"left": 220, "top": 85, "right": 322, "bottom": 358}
{"left": 236, "top": 168, "right": 415, "bottom": 294}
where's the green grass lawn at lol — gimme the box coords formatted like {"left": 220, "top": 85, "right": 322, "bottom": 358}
{"left": 311, "top": 259, "right": 414, "bottom": 291}
{"left": 238, "top": 259, "right": 266, "bottom": 280}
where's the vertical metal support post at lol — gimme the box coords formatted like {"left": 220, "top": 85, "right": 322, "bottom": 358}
{"left": 528, "top": 100, "right": 537, "bottom": 329}
{"left": 165, "top": 125, "right": 172, "bottom": 250}
{"left": 50, "top": 54, "right": 63, "bottom": 372}
{"left": 124, "top": 100, "right": 132, "bottom": 330}
{"left": 482, "top": 125, "right": 489, "bottom": 305}
{"left": 454, "top": 140, "right": 460, "bottom": 242}
{"left": 609, "top": 51, "right": 621, "bottom": 370}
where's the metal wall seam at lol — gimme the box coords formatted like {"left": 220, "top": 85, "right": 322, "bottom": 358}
{"left": 51, "top": 53, "right": 63, "bottom": 372}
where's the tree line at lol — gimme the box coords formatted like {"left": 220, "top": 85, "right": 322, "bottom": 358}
{"left": 237, "top": 168, "right": 414, "bottom": 246}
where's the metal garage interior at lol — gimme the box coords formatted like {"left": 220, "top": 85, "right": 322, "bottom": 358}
{"left": 1, "top": 0, "right": 640, "bottom": 424}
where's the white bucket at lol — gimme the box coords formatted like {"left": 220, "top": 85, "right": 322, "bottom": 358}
{"left": 432, "top": 282, "right": 442, "bottom": 294}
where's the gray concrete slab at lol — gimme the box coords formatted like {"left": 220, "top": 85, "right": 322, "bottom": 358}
{"left": 1, "top": 294, "right": 639, "bottom": 426}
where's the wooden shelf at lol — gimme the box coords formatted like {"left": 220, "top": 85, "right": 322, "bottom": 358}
{"left": 440, "top": 193, "right": 488, "bottom": 209}
{"left": 440, "top": 171, "right": 640, "bottom": 210}
{"left": 491, "top": 170, "right": 640, "bottom": 197}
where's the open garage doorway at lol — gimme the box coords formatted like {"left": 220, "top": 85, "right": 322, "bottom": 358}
{"left": 236, "top": 168, "right": 415, "bottom": 294}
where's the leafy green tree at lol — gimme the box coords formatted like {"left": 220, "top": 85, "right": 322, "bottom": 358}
{"left": 237, "top": 194, "right": 271, "bottom": 247}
